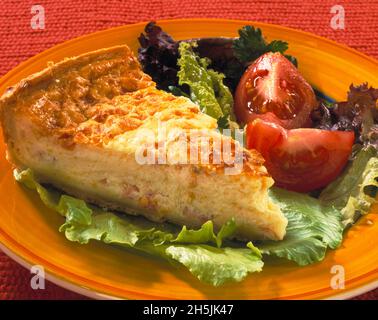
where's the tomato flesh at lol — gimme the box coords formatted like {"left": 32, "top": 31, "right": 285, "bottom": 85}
{"left": 246, "top": 120, "right": 355, "bottom": 192}
{"left": 235, "top": 52, "right": 317, "bottom": 129}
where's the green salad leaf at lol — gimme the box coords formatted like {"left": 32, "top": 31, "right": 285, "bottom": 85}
{"left": 15, "top": 168, "right": 262, "bottom": 286}
{"left": 260, "top": 188, "right": 344, "bottom": 266}
{"left": 177, "top": 42, "right": 235, "bottom": 125}
{"left": 164, "top": 244, "right": 263, "bottom": 286}
{"left": 320, "top": 146, "right": 378, "bottom": 226}
{"left": 173, "top": 219, "right": 236, "bottom": 248}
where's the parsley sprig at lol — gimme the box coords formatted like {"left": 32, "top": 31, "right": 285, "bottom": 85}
{"left": 232, "top": 26, "right": 297, "bottom": 66}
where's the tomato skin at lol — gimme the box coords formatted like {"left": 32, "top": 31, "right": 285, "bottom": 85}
{"left": 246, "top": 120, "right": 355, "bottom": 192}
{"left": 235, "top": 52, "right": 317, "bottom": 129}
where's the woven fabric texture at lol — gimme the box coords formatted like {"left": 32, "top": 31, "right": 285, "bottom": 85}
{"left": 0, "top": 0, "right": 377, "bottom": 300}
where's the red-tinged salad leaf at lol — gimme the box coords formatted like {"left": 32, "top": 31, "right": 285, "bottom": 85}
{"left": 137, "top": 22, "right": 298, "bottom": 93}
{"left": 311, "top": 83, "right": 378, "bottom": 147}
{"left": 138, "top": 22, "right": 179, "bottom": 90}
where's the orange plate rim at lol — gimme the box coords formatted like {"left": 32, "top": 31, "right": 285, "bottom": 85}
{"left": 0, "top": 18, "right": 377, "bottom": 300}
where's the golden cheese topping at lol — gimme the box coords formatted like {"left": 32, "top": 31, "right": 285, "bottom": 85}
{"left": 72, "top": 87, "right": 200, "bottom": 146}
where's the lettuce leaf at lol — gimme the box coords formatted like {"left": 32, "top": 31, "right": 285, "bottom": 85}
{"left": 259, "top": 188, "right": 344, "bottom": 266}
{"left": 163, "top": 244, "right": 262, "bottom": 286}
{"left": 319, "top": 147, "right": 378, "bottom": 226}
{"left": 172, "top": 219, "right": 237, "bottom": 248}
{"left": 14, "top": 169, "right": 262, "bottom": 286}
{"left": 207, "top": 69, "right": 234, "bottom": 120}
{"left": 177, "top": 42, "right": 234, "bottom": 122}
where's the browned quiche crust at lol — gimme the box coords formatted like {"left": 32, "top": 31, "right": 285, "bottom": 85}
{"left": 0, "top": 46, "right": 154, "bottom": 146}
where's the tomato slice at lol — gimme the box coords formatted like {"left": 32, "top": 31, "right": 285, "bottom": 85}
{"left": 246, "top": 120, "right": 355, "bottom": 192}
{"left": 234, "top": 52, "right": 317, "bottom": 129}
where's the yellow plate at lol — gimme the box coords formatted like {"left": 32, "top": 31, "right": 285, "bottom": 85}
{"left": 0, "top": 19, "right": 377, "bottom": 300}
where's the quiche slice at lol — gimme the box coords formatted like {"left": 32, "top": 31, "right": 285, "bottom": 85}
{"left": 0, "top": 45, "right": 287, "bottom": 240}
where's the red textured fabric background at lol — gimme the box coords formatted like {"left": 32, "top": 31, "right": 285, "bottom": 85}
{"left": 0, "top": 0, "right": 377, "bottom": 300}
